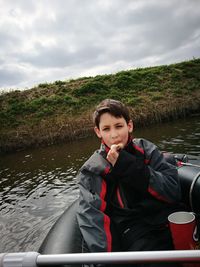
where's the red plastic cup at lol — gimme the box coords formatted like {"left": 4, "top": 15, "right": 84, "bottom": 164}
{"left": 168, "top": 211, "right": 197, "bottom": 250}
{"left": 168, "top": 211, "right": 200, "bottom": 267}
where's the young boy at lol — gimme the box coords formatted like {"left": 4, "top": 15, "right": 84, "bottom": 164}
{"left": 77, "top": 99, "right": 182, "bottom": 266}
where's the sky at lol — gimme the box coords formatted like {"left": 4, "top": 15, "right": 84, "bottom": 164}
{"left": 0, "top": 0, "right": 200, "bottom": 92}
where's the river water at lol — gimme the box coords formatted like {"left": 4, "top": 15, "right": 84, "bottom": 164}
{"left": 0, "top": 115, "right": 200, "bottom": 253}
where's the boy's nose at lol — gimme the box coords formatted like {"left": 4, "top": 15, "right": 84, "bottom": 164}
{"left": 111, "top": 131, "right": 118, "bottom": 139}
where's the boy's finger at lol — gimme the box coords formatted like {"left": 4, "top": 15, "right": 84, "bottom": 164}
{"left": 108, "top": 150, "right": 118, "bottom": 158}
{"left": 110, "top": 143, "right": 123, "bottom": 152}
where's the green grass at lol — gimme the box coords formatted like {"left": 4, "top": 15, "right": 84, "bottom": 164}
{"left": 0, "top": 59, "right": 200, "bottom": 123}
{"left": 0, "top": 58, "right": 200, "bottom": 152}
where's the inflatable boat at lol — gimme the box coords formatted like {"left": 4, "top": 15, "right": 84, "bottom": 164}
{"left": 38, "top": 154, "right": 200, "bottom": 264}
{"left": 0, "top": 154, "right": 200, "bottom": 267}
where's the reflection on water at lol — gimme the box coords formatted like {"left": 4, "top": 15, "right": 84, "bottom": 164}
{"left": 0, "top": 115, "right": 199, "bottom": 252}
{"left": 0, "top": 137, "right": 98, "bottom": 252}
{"left": 135, "top": 115, "right": 200, "bottom": 156}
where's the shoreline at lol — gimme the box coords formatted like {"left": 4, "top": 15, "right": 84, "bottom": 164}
{"left": 1, "top": 91, "right": 200, "bottom": 154}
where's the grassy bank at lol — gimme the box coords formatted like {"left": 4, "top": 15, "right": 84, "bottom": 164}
{"left": 0, "top": 58, "right": 200, "bottom": 153}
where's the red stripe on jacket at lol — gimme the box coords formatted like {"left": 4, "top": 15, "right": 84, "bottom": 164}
{"left": 100, "top": 179, "right": 112, "bottom": 252}
{"left": 148, "top": 186, "right": 170, "bottom": 203}
{"left": 132, "top": 144, "right": 145, "bottom": 154}
{"left": 103, "top": 166, "right": 111, "bottom": 176}
{"left": 116, "top": 187, "right": 124, "bottom": 208}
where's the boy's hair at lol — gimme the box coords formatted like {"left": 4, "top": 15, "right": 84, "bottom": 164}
{"left": 93, "top": 99, "right": 131, "bottom": 128}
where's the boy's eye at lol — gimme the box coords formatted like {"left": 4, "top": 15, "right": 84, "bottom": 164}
{"left": 116, "top": 125, "right": 123, "bottom": 128}
{"left": 102, "top": 127, "right": 109, "bottom": 131}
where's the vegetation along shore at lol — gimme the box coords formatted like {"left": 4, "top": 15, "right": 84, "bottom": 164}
{"left": 0, "top": 58, "right": 200, "bottom": 154}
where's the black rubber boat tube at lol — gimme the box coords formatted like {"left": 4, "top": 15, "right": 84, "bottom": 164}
{"left": 189, "top": 171, "right": 200, "bottom": 212}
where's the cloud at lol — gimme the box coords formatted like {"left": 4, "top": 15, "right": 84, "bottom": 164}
{"left": 0, "top": 66, "right": 25, "bottom": 87}
{"left": 0, "top": 0, "right": 200, "bottom": 91}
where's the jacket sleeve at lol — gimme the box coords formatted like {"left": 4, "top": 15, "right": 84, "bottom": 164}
{"left": 76, "top": 154, "right": 112, "bottom": 252}
{"left": 142, "top": 139, "right": 181, "bottom": 203}
{"left": 111, "top": 138, "right": 181, "bottom": 203}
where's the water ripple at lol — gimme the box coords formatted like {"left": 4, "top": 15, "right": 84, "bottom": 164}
{"left": 0, "top": 115, "right": 199, "bottom": 252}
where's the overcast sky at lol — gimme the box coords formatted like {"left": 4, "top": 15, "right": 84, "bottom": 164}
{"left": 0, "top": 0, "right": 200, "bottom": 92}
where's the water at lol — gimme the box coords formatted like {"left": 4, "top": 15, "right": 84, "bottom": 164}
{"left": 0, "top": 115, "right": 199, "bottom": 253}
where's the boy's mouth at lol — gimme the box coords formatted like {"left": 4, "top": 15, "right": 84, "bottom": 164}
{"left": 110, "top": 143, "right": 124, "bottom": 151}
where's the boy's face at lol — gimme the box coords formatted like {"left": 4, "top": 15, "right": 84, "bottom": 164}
{"left": 94, "top": 112, "right": 133, "bottom": 148}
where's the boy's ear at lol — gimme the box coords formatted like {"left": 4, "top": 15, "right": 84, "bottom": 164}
{"left": 94, "top": 126, "right": 102, "bottom": 139}
{"left": 128, "top": 120, "right": 134, "bottom": 133}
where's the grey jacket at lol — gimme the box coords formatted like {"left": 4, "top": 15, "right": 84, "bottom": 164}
{"left": 77, "top": 138, "right": 181, "bottom": 252}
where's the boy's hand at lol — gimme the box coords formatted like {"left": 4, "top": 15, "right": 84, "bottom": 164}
{"left": 106, "top": 143, "right": 123, "bottom": 166}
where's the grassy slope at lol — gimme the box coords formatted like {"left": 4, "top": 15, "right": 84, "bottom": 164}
{"left": 0, "top": 58, "right": 200, "bottom": 153}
